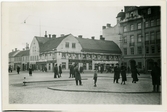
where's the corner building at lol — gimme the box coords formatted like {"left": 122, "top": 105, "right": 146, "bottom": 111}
{"left": 30, "top": 34, "right": 122, "bottom": 71}
{"left": 119, "top": 6, "right": 160, "bottom": 72}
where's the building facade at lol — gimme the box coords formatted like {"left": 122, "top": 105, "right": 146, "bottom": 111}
{"left": 119, "top": 6, "right": 160, "bottom": 72}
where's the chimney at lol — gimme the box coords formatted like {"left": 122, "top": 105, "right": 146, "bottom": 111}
{"left": 26, "top": 43, "right": 29, "bottom": 50}
{"left": 15, "top": 48, "right": 17, "bottom": 51}
{"left": 78, "top": 35, "right": 82, "bottom": 38}
{"left": 91, "top": 36, "right": 95, "bottom": 40}
{"left": 44, "top": 31, "right": 47, "bottom": 37}
{"left": 61, "top": 34, "right": 64, "bottom": 37}
{"left": 52, "top": 34, "right": 56, "bottom": 38}
{"left": 49, "top": 34, "right": 51, "bottom": 38}
{"left": 106, "top": 23, "right": 111, "bottom": 28}
{"left": 102, "top": 26, "right": 106, "bottom": 29}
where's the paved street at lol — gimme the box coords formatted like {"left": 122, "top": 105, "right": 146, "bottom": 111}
{"left": 9, "top": 71, "right": 161, "bottom": 104}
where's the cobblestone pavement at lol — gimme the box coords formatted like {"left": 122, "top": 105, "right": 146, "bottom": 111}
{"left": 9, "top": 71, "right": 161, "bottom": 104}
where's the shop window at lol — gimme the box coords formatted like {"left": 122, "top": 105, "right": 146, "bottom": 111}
{"left": 62, "top": 62, "right": 66, "bottom": 69}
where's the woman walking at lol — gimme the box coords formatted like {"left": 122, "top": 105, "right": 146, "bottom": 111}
{"left": 121, "top": 63, "right": 127, "bottom": 85}
{"left": 131, "top": 65, "right": 140, "bottom": 83}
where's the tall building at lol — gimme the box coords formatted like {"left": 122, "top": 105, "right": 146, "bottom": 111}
{"left": 120, "top": 6, "right": 160, "bottom": 72}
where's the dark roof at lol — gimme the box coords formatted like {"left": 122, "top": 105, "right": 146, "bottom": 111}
{"left": 9, "top": 51, "right": 18, "bottom": 58}
{"left": 35, "top": 37, "right": 50, "bottom": 50}
{"left": 40, "top": 34, "right": 71, "bottom": 52}
{"left": 15, "top": 50, "right": 29, "bottom": 57}
{"left": 75, "top": 37, "right": 121, "bottom": 54}
{"left": 116, "top": 11, "right": 125, "bottom": 20}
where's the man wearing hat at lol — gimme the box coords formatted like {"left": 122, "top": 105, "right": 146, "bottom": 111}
{"left": 113, "top": 63, "right": 120, "bottom": 83}
{"left": 54, "top": 63, "right": 59, "bottom": 78}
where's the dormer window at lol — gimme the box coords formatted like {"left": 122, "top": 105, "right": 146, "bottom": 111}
{"left": 148, "top": 8, "right": 151, "bottom": 14}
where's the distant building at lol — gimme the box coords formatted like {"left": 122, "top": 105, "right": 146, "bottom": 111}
{"left": 119, "top": 6, "right": 160, "bottom": 72}
{"left": 102, "top": 10, "right": 125, "bottom": 47}
{"left": 29, "top": 33, "right": 122, "bottom": 71}
{"left": 9, "top": 48, "right": 20, "bottom": 70}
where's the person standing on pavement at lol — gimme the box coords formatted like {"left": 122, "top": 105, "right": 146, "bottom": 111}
{"left": 121, "top": 63, "right": 127, "bottom": 85}
{"left": 17, "top": 65, "right": 20, "bottom": 74}
{"left": 69, "top": 63, "right": 74, "bottom": 78}
{"left": 54, "top": 64, "right": 59, "bottom": 78}
{"left": 29, "top": 65, "right": 32, "bottom": 76}
{"left": 74, "top": 63, "right": 82, "bottom": 86}
{"left": 93, "top": 68, "right": 98, "bottom": 87}
{"left": 131, "top": 65, "right": 140, "bottom": 83}
{"left": 59, "top": 64, "right": 62, "bottom": 77}
{"left": 151, "top": 62, "right": 161, "bottom": 92}
{"left": 113, "top": 63, "right": 120, "bottom": 83}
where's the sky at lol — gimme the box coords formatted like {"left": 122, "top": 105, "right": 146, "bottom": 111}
{"left": 4, "top": 2, "right": 124, "bottom": 52}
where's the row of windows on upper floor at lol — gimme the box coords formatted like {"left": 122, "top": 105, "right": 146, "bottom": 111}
{"left": 123, "top": 19, "right": 160, "bottom": 32}
{"left": 14, "top": 56, "right": 29, "bottom": 61}
{"left": 65, "top": 42, "right": 76, "bottom": 48}
{"left": 122, "top": 31, "right": 160, "bottom": 44}
{"left": 123, "top": 45, "right": 160, "bottom": 55}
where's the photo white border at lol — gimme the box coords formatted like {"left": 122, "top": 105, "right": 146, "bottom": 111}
{"left": 1, "top": 0, "right": 167, "bottom": 111}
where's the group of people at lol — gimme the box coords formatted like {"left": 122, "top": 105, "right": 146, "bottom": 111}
{"left": 53, "top": 64, "right": 62, "bottom": 78}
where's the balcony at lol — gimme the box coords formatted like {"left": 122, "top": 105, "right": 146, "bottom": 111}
{"left": 129, "top": 42, "right": 135, "bottom": 46}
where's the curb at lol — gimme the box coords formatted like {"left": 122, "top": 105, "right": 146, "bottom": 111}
{"left": 47, "top": 87, "right": 161, "bottom": 94}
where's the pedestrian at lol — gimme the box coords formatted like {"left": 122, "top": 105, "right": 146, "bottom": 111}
{"left": 54, "top": 64, "right": 59, "bottom": 78}
{"left": 131, "top": 65, "right": 140, "bottom": 83}
{"left": 29, "top": 65, "right": 32, "bottom": 76}
{"left": 74, "top": 63, "right": 82, "bottom": 86}
{"left": 151, "top": 62, "right": 161, "bottom": 92}
{"left": 44, "top": 66, "right": 47, "bottom": 72}
{"left": 69, "top": 64, "right": 74, "bottom": 78}
{"left": 121, "top": 63, "right": 127, "bottom": 85}
{"left": 59, "top": 64, "right": 62, "bottom": 77}
{"left": 17, "top": 65, "right": 20, "bottom": 74}
{"left": 93, "top": 68, "right": 98, "bottom": 87}
{"left": 113, "top": 63, "right": 120, "bottom": 83}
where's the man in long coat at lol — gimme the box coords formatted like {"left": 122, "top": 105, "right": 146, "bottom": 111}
{"left": 121, "top": 63, "right": 127, "bottom": 85}
{"left": 54, "top": 64, "right": 58, "bottom": 78}
{"left": 59, "top": 64, "right": 62, "bottom": 77}
{"left": 151, "top": 62, "right": 161, "bottom": 92}
{"left": 17, "top": 65, "right": 20, "bottom": 74}
{"left": 69, "top": 64, "right": 74, "bottom": 78}
{"left": 113, "top": 63, "right": 120, "bottom": 83}
{"left": 131, "top": 65, "right": 140, "bottom": 83}
{"left": 74, "top": 63, "right": 82, "bottom": 86}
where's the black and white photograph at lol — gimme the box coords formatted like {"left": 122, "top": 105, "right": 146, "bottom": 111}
{"left": 1, "top": 0, "right": 167, "bottom": 111}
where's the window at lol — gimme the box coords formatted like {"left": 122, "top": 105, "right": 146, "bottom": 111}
{"left": 123, "top": 26, "right": 127, "bottom": 32}
{"left": 62, "top": 53, "right": 66, "bottom": 58}
{"left": 72, "top": 43, "right": 76, "bottom": 48}
{"left": 138, "top": 62, "right": 142, "bottom": 69}
{"left": 130, "top": 35, "right": 135, "bottom": 46}
{"left": 137, "top": 23, "right": 141, "bottom": 29}
{"left": 124, "top": 48, "right": 127, "bottom": 55}
{"left": 146, "top": 46, "right": 149, "bottom": 53}
{"left": 62, "top": 62, "right": 66, "bottom": 69}
{"left": 89, "top": 63, "right": 92, "bottom": 70}
{"left": 65, "top": 42, "right": 69, "bottom": 48}
{"left": 156, "top": 19, "right": 160, "bottom": 25}
{"left": 130, "top": 24, "right": 134, "bottom": 31}
{"left": 123, "top": 36, "right": 127, "bottom": 43}
{"left": 138, "top": 47, "right": 142, "bottom": 54}
{"left": 151, "top": 46, "right": 155, "bottom": 53}
{"left": 130, "top": 12, "right": 134, "bottom": 17}
{"left": 151, "top": 20, "right": 155, "bottom": 26}
{"left": 131, "top": 48, "right": 134, "bottom": 55}
{"left": 148, "top": 8, "right": 151, "bottom": 14}
{"left": 145, "top": 21, "right": 149, "bottom": 27}
{"left": 150, "top": 32, "right": 155, "bottom": 44}
{"left": 156, "top": 31, "right": 160, "bottom": 44}
{"left": 157, "top": 45, "right": 160, "bottom": 53}
{"left": 137, "top": 34, "right": 142, "bottom": 42}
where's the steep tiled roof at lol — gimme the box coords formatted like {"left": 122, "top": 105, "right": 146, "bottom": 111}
{"left": 40, "top": 34, "right": 70, "bottom": 52}
{"left": 76, "top": 37, "right": 121, "bottom": 54}
{"left": 9, "top": 51, "right": 18, "bottom": 58}
{"left": 15, "top": 50, "right": 29, "bottom": 57}
{"left": 35, "top": 37, "right": 50, "bottom": 51}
